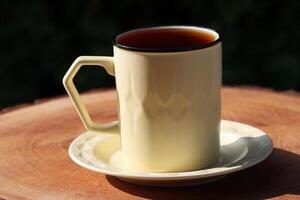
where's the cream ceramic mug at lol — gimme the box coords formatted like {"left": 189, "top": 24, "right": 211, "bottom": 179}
{"left": 63, "top": 26, "right": 222, "bottom": 172}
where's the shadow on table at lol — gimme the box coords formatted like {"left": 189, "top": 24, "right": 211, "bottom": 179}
{"left": 106, "top": 148, "right": 300, "bottom": 199}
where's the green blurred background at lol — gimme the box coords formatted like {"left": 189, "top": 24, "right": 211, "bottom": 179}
{"left": 1, "top": 0, "right": 299, "bottom": 108}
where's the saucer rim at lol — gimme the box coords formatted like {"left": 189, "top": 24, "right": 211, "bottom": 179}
{"left": 68, "top": 120, "right": 273, "bottom": 181}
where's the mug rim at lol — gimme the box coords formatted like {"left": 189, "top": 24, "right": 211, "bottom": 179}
{"left": 112, "top": 25, "right": 221, "bottom": 53}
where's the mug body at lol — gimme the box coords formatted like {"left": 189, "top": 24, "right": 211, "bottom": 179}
{"left": 113, "top": 26, "right": 222, "bottom": 172}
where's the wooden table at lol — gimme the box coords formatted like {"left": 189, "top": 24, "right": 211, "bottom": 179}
{"left": 0, "top": 87, "right": 300, "bottom": 199}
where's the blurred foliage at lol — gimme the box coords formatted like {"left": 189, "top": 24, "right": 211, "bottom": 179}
{"left": 1, "top": 0, "right": 299, "bottom": 108}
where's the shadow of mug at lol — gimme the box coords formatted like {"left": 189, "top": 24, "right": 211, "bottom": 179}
{"left": 106, "top": 148, "right": 300, "bottom": 199}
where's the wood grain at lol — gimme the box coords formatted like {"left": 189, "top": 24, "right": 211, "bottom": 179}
{"left": 0, "top": 87, "right": 300, "bottom": 200}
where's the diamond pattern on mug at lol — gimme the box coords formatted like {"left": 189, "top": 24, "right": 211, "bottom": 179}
{"left": 142, "top": 93, "right": 162, "bottom": 119}
{"left": 164, "top": 94, "right": 190, "bottom": 119}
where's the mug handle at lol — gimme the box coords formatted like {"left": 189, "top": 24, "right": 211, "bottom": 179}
{"left": 63, "top": 56, "right": 118, "bottom": 133}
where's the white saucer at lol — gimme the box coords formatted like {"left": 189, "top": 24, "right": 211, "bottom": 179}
{"left": 69, "top": 120, "right": 273, "bottom": 187}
